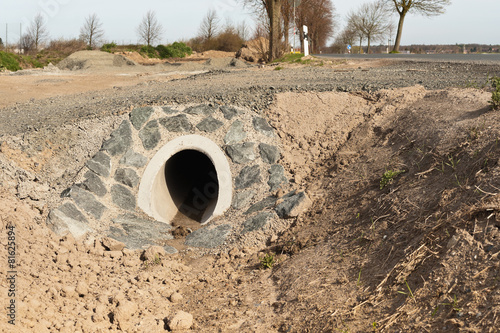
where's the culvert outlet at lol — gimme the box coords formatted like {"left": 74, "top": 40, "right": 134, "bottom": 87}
{"left": 47, "top": 104, "right": 296, "bottom": 250}
{"left": 138, "top": 135, "right": 232, "bottom": 225}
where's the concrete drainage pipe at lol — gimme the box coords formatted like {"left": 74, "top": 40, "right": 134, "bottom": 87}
{"left": 138, "top": 135, "right": 232, "bottom": 225}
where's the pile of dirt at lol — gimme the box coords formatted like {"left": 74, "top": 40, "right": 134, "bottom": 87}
{"left": 204, "top": 57, "right": 250, "bottom": 69}
{"left": 57, "top": 51, "right": 136, "bottom": 71}
{"left": 265, "top": 87, "right": 500, "bottom": 332}
{"left": 116, "top": 51, "right": 164, "bottom": 66}
{"left": 236, "top": 37, "right": 269, "bottom": 63}
{"left": 187, "top": 50, "right": 235, "bottom": 59}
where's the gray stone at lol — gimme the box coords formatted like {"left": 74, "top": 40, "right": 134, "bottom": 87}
{"left": 275, "top": 191, "right": 312, "bottom": 218}
{"left": 162, "top": 106, "right": 178, "bottom": 114}
{"left": 235, "top": 165, "right": 261, "bottom": 189}
{"left": 220, "top": 106, "right": 239, "bottom": 120}
{"left": 232, "top": 190, "right": 255, "bottom": 209}
{"left": 108, "top": 214, "right": 176, "bottom": 253}
{"left": 245, "top": 196, "right": 277, "bottom": 215}
{"left": 184, "top": 104, "right": 216, "bottom": 116}
{"left": 102, "top": 120, "right": 132, "bottom": 156}
{"left": 67, "top": 186, "right": 107, "bottom": 219}
{"left": 268, "top": 164, "right": 288, "bottom": 191}
{"left": 81, "top": 171, "right": 107, "bottom": 197}
{"left": 196, "top": 116, "right": 224, "bottom": 133}
{"left": 85, "top": 151, "right": 111, "bottom": 177}
{"left": 185, "top": 224, "right": 232, "bottom": 248}
{"left": 114, "top": 168, "right": 140, "bottom": 188}
{"left": 130, "top": 107, "right": 154, "bottom": 130}
{"left": 224, "top": 120, "right": 246, "bottom": 144}
{"left": 226, "top": 143, "right": 256, "bottom": 164}
{"left": 119, "top": 149, "right": 148, "bottom": 168}
{"left": 139, "top": 120, "right": 161, "bottom": 150}
{"left": 111, "top": 184, "right": 136, "bottom": 211}
{"left": 160, "top": 115, "right": 193, "bottom": 132}
{"left": 259, "top": 143, "right": 280, "bottom": 164}
{"left": 46, "top": 202, "right": 93, "bottom": 238}
{"left": 252, "top": 117, "right": 274, "bottom": 137}
{"left": 242, "top": 212, "right": 274, "bottom": 234}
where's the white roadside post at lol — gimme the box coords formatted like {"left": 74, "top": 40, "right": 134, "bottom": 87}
{"left": 303, "top": 25, "right": 309, "bottom": 56}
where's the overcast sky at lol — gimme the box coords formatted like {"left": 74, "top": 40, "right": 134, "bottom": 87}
{"left": 0, "top": 0, "right": 498, "bottom": 46}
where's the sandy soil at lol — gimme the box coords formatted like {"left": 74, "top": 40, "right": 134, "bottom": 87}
{"left": 0, "top": 54, "right": 499, "bottom": 332}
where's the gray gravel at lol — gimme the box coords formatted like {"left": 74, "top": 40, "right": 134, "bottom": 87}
{"left": 1, "top": 60, "right": 499, "bottom": 136}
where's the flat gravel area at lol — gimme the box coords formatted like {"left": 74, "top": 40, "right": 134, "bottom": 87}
{"left": 1, "top": 60, "right": 500, "bottom": 136}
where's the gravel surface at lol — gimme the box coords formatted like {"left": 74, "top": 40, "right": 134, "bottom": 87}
{"left": 1, "top": 59, "right": 499, "bottom": 136}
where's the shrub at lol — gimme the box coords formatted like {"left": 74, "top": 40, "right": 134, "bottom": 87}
{"left": 101, "top": 42, "right": 117, "bottom": 53}
{"left": 140, "top": 45, "right": 158, "bottom": 58}
{"left": 0, "top": 51, "right": 21, "bottom": 71}
{"left": 216, "top": 31, "right": 244, "bottom": 52}
{"left": 156, "top": 42, "right": 192, "bottom": 59}
{"left": 489, "top": 76, "right": 500, "bottom": 110}
{"left": 46, "top": 38, "right": 87, "bottom": 55}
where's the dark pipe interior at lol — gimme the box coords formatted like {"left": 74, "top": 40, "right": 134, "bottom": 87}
{"left": 164, "top": 150, "right": 219, "bottom": 222}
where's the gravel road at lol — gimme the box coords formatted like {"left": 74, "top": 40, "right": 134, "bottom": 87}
{"left": 1, "top": 59, "right": 499, "bottom": 136}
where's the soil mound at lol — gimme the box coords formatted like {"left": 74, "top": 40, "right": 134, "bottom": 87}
{"left": 236, "top": 37, "right": 269, "bottom": 63}
{"left": 117, "top": 51, "right": 164, "bottom": 65}
{"left": 187, "top": 50, "right": 235, "bottom": 59}
{"left": 57, "top": 50, "right": 137, "bottom": 71}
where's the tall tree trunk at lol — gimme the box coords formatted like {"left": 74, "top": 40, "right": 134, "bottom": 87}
{"left": 269, "top": 0, "right": 282, "bottom": 61}
{"left": 367, "top": 35, "right": 371, "bottom": 54}
{"left": 359, "top": 36, "right": 362, "bottom": 54}
{"left": 393, "top": 12, "right": 406, "bottom": 52}
{"left": 283, "top": 14, "right": 289, "bottom": 51}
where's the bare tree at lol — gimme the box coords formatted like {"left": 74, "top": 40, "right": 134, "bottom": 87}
{"left": 20, "top": 34, "right": 35, "bottom": 53}
{"left": 79, "top": 14, "right": 104, "bottom": 49}
{"left": 199, "top": 9, "right": 220, "bottom": 41}
{"left": 383, "top": 0, "right": 452, "bottom": 52}
{"left": 27, "top": 13, "right": 49, "bottom": 50}
{"left": 237, "top": 20, "right": 250, "bottom": 41}
{"left": 239, "top": 0, "right": 283, "bottom": 61}
{"left": 137, "top": 10, "right": 163, "bottom": 46}
{"left": 295, "top": 0, "right": 337, "bottom": 54}
{"left": 348, "top": 1, "right": 391, "bottom": 54}
{"left": 333, "top": 26, "right": 356, "bottom": 53}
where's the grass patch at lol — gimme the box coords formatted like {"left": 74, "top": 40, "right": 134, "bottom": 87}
{"left": 0, "top": 51, "right": 22, "bottom": 71}
{"left": 272, "top": 53, "right": 305, "bottom": 63}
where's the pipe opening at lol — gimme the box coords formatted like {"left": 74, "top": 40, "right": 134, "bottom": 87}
{"left": 164, "top": 150, "right": 219, "bottom": 222}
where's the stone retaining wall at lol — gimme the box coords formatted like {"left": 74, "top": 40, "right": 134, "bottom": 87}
{"left": 46, "top": 104, "right": 310, "bottom": 252}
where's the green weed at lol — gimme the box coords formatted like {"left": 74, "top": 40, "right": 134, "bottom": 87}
{"left": 143, "top": 254, "right": 162, "bottom": 269}
{"left": 432, "top": 295, "right": 461, "bottom": 317}
{"left": 445, "top": 154, "right": 460, "bottom": 170}
{"left": 397, "top": 280, "right": 414, "bottom": 299}
{"left": 489, "top": 76, "right": 500, "bottom": 110}
{"left": 260, "top": 253, "right": 275, "bottom": 269}
{"left": 357, "top": 269, "right": 362, "bottom": 287}
{"left": 380, "top": 169, "right": 405, "bottom": 189}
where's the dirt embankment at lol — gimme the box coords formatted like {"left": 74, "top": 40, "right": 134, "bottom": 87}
{"left": 0, "top": 57, "right": 499, "bottom": 332}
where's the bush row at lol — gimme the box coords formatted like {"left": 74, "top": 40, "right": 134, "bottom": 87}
{"left": 139, "top": 42, "right": 192, "bottom": 59}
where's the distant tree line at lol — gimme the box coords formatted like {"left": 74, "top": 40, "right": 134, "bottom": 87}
{"left": 6, "top": 1, "right": 465, "bottom": 62}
